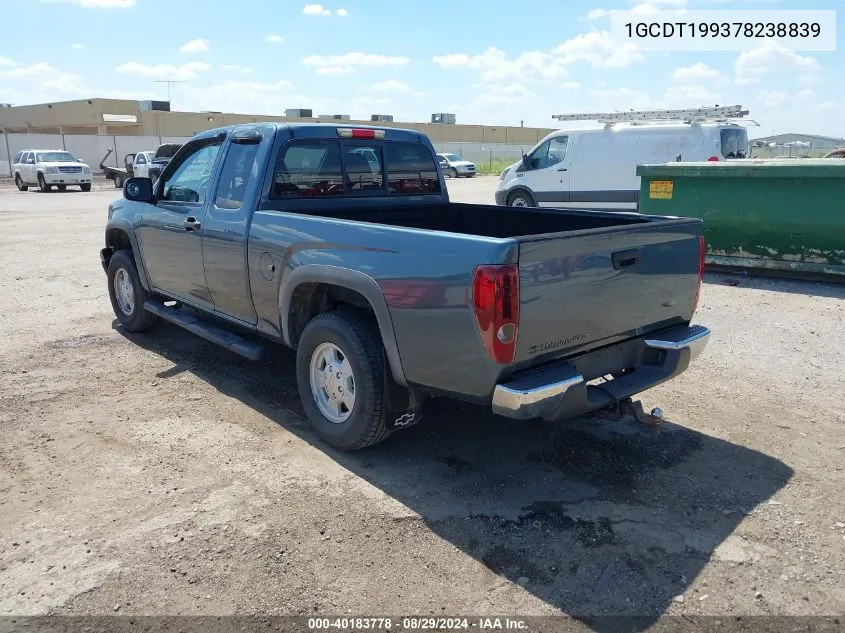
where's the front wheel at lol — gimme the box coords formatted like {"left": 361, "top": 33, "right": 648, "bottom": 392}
{"left": 107, "top": 249, "right": 159, "bottom": 332}
{"left": 14, "top": 174, "right": 28, "bottom": 191}
{"left": 507, "top": 190, "right": 535, "bottom": 207}
{"left": 38, "top": 173, "right": 51, "bottom": 192}
{"left": 80, "top": 183, "right": 92, "bottom": 192}
{"left": 296, "top": 309, "right": 393, "bottom": 451}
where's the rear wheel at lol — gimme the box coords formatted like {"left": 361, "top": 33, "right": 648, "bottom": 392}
{"left": 507, "top": 189, "right": 535, "bottom": 207}
{"left": 107, "top": 249, "right": 159, "bottom": 332}
{"left": 296, "top": 309, "right": 393, "bottom": 451}
{"left": 37, "top": 173, "right": 51, "bottom": 193}
{"left": 114, "top": 174, "right": 125, "bottom": 188}
{"left": 14, "top": 174, "right": 28, "bottom": 191}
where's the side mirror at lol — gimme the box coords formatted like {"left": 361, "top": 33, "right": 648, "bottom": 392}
{"left": 123, "top": 177, "right": 154, "bottom": 203}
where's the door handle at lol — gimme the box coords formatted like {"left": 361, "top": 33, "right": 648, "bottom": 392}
{"left": 557, "top": 167, "right": 568, "bottom": 171}
{"left": 612, "top": 249, "right": 640, "bottom": 270}
{"left": 184, "top": 217, "right": 201, "bottom": 232}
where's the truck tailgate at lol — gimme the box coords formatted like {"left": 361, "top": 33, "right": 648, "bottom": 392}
{"left": 514, "top": 220, "right": 704, "bottom": 369}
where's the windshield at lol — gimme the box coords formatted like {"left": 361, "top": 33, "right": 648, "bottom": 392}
{"left": 442, "top": 153, "right": 461, "bottom": 161}
{"left": 721, "top": 127, "right": 749, "bottom": 159}
{"left": 36, "top": 151, "right": 77, "bottom": 163}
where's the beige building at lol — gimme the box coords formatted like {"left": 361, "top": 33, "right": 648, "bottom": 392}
{"left": 0, "top": 98, "right": 556, "bottom": 146}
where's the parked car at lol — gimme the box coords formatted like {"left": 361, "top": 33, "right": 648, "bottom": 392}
{"left": 823, "top": 148, "right": 845, "bottom": 159}
{"left": 495, "top": 111, "right": 749, "bottom": 211}
{"left": 12, "top": 149, "right": 92, "bottom": 192}
{"left": 101, "top": 123, "right": 710, "bottom": 452}
{"left": 146, "top": 143, "right": 183, "bottom": 182}
{"left": 436, "top": 152, "right": 476, "bottom": 178}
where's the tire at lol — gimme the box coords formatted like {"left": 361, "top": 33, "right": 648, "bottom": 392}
{"left": 296, "top": 308, "right": 393, "bottom": 451}
{"left": 80, "top": 183, "right": 92, "bottom": 192}
{"left": 507, "top": 189, "right": 535, "bottom": 208}
{"left": 57, "top": 185, "right": 67, "bottom": 192}
{"left": 114, "top": 175, "right": 124, "bottom": 188}
{"left": 107, "top": 249, "right": 159, "bottom": 332}
{"left": 38, "top": 173, "right": 51, "bottom": 193}
{"left": 450, "top": 168, "right": 458, "bottom": 179}
{"left": 14, "top": 174, "right": 28, "bottom": 192}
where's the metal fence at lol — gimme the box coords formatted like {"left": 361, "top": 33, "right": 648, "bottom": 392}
{"left": 0, "top": 132, "right": 532, "bottom": 177}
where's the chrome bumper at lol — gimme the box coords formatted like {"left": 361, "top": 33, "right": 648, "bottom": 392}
{"left": 492, "top": 324, "right": 711, "bottom": 421}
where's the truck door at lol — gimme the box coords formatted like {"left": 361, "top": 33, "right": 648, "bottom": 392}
{"left": 201, "top": 131, "right": 266, "bottom": 324}
{"left": 519, "top": 135, "right": 571, "bottom": 207}
{"left": 136, "top": 138, "right": 224, "bottom": 309}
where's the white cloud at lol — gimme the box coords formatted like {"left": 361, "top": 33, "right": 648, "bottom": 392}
{"left": 553, "top": 30, "right": 643, "bottom": 68}
{"left": 303, "top": 3, "right": 331, "bottom": 15}
{"left": 221, "top": 64, "right": 252, "bottom": 74}
{"left": 40, "top": 73, "right": 86, "bottom": 94}
{"left": 0, "top": 62, "right": 64, "bottom": 79}
{"left": 587, "top": 87, "right": 653, "bottom": 110}
{"left": 796, "top": 89, "right": 817, "bottom": 101}
{"left": 662, "top": 84, "right": 722, "bottom": 106}
{"left": 336, "top": 8, "right": 348, "bottom": 16}
{"left": 367, "top": 80, "right": 411, "bottom": 93}
{"left": 302, "top": 52, "right": 410, "bottom": 74}
{"left": 735, "top": 43, "right": 819, "bottom": 85}
{"left": 71, "top": 43, "right": 84, "bottom": 50}
{"left": 433, "top": 48, "right": 568, "bottom": 82}
{"left": 0, "top": 56, "right": 16, "bottom": 67}
{"left": 115, "top": 61, "right": 211, "bottom": 80}
{"left": 758, "top": 90, "right": 789, "bottom": 107}
{"left": 37, "top": 0, "right": 134, "bottom": 7}
{"left": 671, "top": 63, "right": 722, "bottom": 83}
{"left": 0, "top": 62, "right": 86, "bottom": 96}
{"left": 180, "top": 39, "right": 209, "bottom": 54}
{"left": 265, "top": 34, "right": 284, "bottom": 44}
{"left": 582, "top": 8, "right": 610, "bottom": 19}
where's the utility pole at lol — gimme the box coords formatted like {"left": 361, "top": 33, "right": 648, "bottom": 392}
{"left": 153, "top": 80, "right": 186, "bottom": 106}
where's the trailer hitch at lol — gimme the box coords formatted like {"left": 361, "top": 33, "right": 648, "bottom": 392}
{"left": 618, "top": 398, "right": 666, "bottom": 431}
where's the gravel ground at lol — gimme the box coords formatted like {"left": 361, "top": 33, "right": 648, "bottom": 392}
{"left": 1, "top": 179, "right": 844, "bottom": 625}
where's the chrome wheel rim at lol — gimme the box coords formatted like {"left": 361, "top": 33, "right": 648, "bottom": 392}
{"left": 114, "top": 267, "right": 135, "bottom": 316}
{"left": 309, "top": 342, "right": 355, "bottom": 424}
{"left": 511, "top": 196, "right": 528, "bottom": 207}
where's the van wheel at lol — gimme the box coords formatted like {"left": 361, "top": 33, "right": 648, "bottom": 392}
{"left": 15, "top": 174, "right": 28, "bottom": 191}
{"left": 296, "top": 308, "right": 393, "bottom": 451}
{"left": 507, "top": 190, "right": 535, "bottom": 207}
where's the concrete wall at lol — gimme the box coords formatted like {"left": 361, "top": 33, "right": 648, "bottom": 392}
{"left": 1, "top": 132, "right": 533, "bottom": 176}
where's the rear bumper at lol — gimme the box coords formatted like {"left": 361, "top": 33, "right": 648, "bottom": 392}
{"left": 492, "top": 324, "right": 710, "bottom": 421}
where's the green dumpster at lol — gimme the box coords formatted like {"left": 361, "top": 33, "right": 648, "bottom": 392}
{"left": 636, "top": 160, "right": 845, "bottom": 279}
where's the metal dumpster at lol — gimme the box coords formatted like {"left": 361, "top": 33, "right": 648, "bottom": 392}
{"left": 636, "top": 159, "right": 845, "bottom": 279}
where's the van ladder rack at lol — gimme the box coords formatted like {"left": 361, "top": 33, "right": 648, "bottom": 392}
{"left": 552, "top": 105, "right": 749, "bottom": 125}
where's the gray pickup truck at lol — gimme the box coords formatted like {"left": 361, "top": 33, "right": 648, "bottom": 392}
{"left": 101, "top": 122, "right": 711, "bottom": 451}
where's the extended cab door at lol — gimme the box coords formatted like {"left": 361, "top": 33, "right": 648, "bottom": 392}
{"left": 201, "top": 128, "right": 269, "bottom": 324}
{"left": 136, "top": 137, "right": 224, "bottom": 309}
{"left": 517, "top": 135, "right": 571, "bottom": 206}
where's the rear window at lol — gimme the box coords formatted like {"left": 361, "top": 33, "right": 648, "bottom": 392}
{"left": 721, "top": 127, "right": 748, "bottom": 159}
{"left": 271, "top": 140, "right": 441, "bottom": 198}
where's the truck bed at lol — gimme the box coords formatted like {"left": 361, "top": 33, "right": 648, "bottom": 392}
{"left": 297, "top": 202, "right": 648, "bottom": 238}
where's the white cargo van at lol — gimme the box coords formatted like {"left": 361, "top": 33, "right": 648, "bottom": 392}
{"left": 494, "top": 106, "right": 751, "bottom": 211}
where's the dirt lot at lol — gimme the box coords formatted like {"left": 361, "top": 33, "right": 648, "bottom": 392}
{"left": 1, "top": 177, "right": 844, "bottom": 625}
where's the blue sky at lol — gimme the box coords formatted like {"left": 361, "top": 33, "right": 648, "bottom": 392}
{"left": 1, "top": 0, "right": 843, "bottom": 138}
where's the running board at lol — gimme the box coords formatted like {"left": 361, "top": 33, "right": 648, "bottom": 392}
{"left": 143, "top": 301, "right": 264, "bottom": 361}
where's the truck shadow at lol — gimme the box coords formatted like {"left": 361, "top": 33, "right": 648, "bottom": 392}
{"left": 116, "top": 321, "right": 793, "bottom": 629}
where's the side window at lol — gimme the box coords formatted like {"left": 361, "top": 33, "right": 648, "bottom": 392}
{"left": 162, "top": 141, "right": 222, "bottom": 203}
{"left": 342, "top": 144, "right": 383, "bottom": 192}
{"left": 526, "top": 140, "right": 550, "bottom": 170}
{"left": 384, "top": 142, "right": 442, "bottom": 195}
{"left": 271, "top": 141, "right": 343, "bottom": 198}
{"left": 13, "top": 152, "right": 23, "bottom": 164}
{"left": 215, "top": 142, "right": 260, "bottom": 210}
{"left": 547, "top": 136, "right": 568, "bottom": 166}
{"left": 136, "top": 154, "right": 147, "bottom": 165}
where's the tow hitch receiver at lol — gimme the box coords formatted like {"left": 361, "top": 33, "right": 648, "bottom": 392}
{"left": 620, "top": 398, "right": 666, "bottom": 431}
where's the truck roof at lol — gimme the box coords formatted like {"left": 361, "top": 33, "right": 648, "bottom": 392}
{"left": 193, "top": 122, "right": 425, "bottom": 144}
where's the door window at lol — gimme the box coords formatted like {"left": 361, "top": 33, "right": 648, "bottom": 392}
{"left": 527, "top": 136, "right": 568, "bottom": 170}
{"left": 13, "top": 152, "right": 23, "bottom": 164}
{"left": 215, "top": 142, "right": 260, "bottom": 209}
{"left": 162, "top": 141, "right": 222, "bottom": 203}
{"left": 136, "top": 154, "right": 147, "bottom": 165}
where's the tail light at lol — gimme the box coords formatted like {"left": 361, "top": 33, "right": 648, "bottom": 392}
{"left": 472, "top": 264, "right": 520, "bottom": 364}
{"left": 692, "top": 236, "right": 706, "bottom": 312}
{"left": 707, "top": 156, "right": 720, "bottom": 162}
